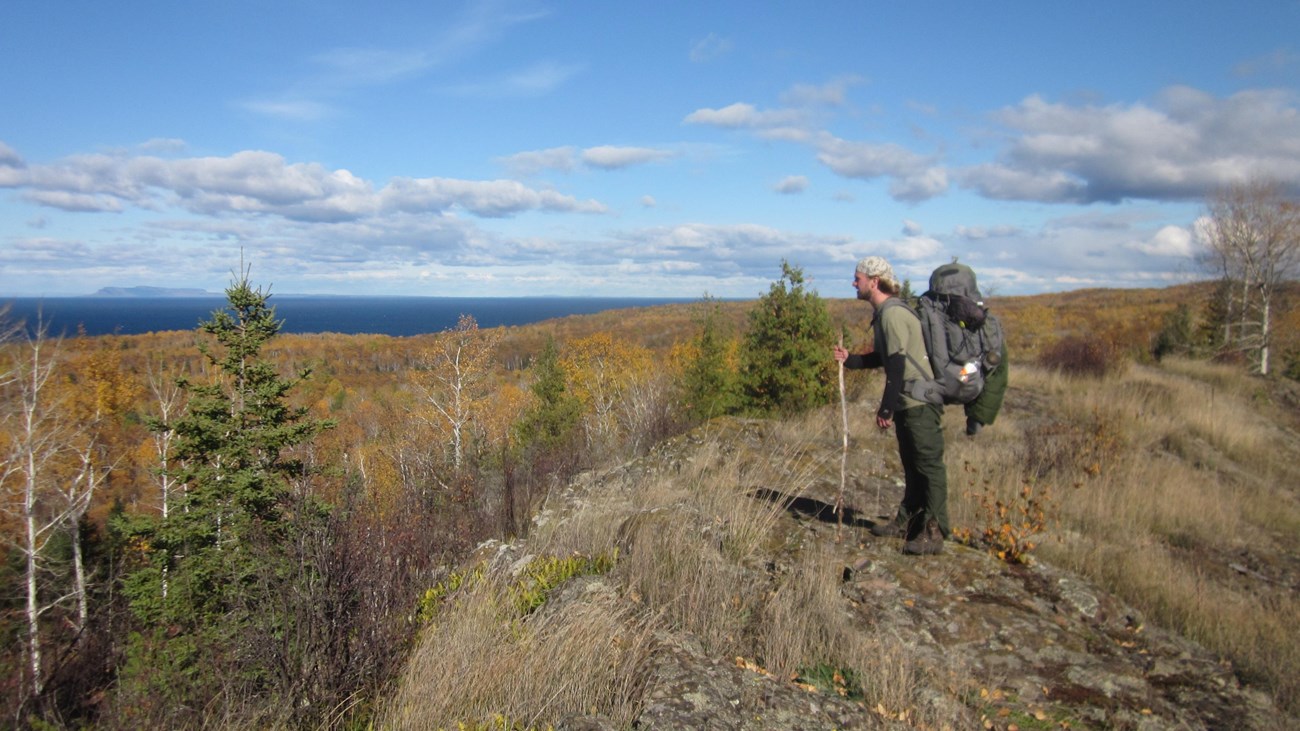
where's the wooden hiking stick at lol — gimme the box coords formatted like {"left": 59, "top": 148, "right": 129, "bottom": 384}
{"left": 837, "top": 335, "right": 848, "bottom": 542}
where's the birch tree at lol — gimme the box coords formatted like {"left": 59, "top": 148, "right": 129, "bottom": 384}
{"left": 1, "top": 322, "right": 67, "bottom": 700}
{"left": 1201, "top": 179, "right": 1300, "bottom": 375}
{"left": 410, "top": 314, "right": 501, "bottom": 472}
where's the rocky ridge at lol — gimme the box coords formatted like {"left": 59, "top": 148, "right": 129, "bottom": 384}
{"left": 460, "top": 411, "right": 1290, "bottom": 731}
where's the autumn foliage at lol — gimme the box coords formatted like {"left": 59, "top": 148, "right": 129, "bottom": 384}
{"left": 2, "top": 267, "right": 1298, "bottom": 727}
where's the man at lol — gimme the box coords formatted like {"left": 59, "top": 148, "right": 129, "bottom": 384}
{"left": 832, "top": 256, "right": 948, "bottom": 555}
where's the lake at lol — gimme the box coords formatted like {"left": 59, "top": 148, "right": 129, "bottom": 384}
{"left": 0, "top": 296, "right": 697, "bottom": 338}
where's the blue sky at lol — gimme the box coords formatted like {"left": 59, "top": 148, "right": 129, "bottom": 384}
{"left": 2, "top": 1, "right": 1299, "bottom": 299}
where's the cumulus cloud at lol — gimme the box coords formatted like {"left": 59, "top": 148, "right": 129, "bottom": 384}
{"left": 380, "top": 177, "right": 606, "bottom": 218}
{"left": 950, "top": 210, "right": 1208, "bottom": 295}
{"left": 902, "top": 219, "right": 923, "bottom": 236}
{"left": 774, "top": 175, "right": 809, "bottom": 194}
{"left": 499, "top": 145, "right": 675, "bottom": 174}
{"left": 0, "top": 144, "right": 606, "bottom": 221}
{"left": 815, "top": 135, "right": 949, "bottom": 201}
{"left": 961, "top": 87, "right": 1300, "bottom": 203}
{"left": 683, "top": 102, "right": 806, "bottom": 130}
{"left": 1128, "top": 224, "right": 1197, "bottom": 257}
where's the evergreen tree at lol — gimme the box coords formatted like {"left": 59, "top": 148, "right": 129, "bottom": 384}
{"left": 514, "top": 337, "right": 582, "bottom": 452}
{"left": 116, "top": 269, "right": 333, "bottom": 723}
{"left": 900, "top": 278, "right": 916, "bottom": 303}
{"left": 1152, "top": 304, "right": 1196, "bottom": 361}
{"left": 739, "top": 261, "right": 836, "bottom": 415}
{"left": 680, "top": 298, "right": 739, "bottom": 422}
{"left": 1198, "top": 277, "right": 1236, "bottom": 355}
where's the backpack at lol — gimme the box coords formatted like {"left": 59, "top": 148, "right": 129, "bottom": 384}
{"left": 903, "top": 262, "right": 1006, "bottom": 406}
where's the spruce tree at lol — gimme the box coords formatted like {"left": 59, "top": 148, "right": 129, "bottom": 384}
{"left": 515, "top": 337, "right": 582, "bottom": 451}
{"left": 116, "top": 269, "right": 333, "bottom": 722}
{"left": 740, "top": 261, "right": 836, "bottom": 415}
{"left": 680, "top": 298, "right": 739, "bottom": 421}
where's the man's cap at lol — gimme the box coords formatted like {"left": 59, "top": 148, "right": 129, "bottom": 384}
{"left": 856, "top": 256, "right": 899, "bottom": 289}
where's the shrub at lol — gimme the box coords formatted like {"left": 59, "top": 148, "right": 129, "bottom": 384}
{"left": 739, "top": 261, "right": 836, "bottom": 415}
{"left": 955, "top": 481, "right": 1054, "bottom": 565}
{"left": 1037, "top": 334, "right": 1124, "bottom": 378}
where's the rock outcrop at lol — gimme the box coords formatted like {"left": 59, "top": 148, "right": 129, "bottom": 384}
{"left": 442, "top": 412, "right": 1291, "bottom": 730}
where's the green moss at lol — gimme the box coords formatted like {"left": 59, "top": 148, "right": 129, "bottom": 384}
{"left": 417, "top": 564, "right": 486, "bottom": 623}
{"left": 509, "top": 551, "right": 617, "bottom": 616}
{"left": 417, "top": 551, "right": 617, "bottom": 623}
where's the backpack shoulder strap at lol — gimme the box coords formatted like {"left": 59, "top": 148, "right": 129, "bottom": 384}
{"left": 876, "top": 297, "right": 932, "bottom": 378}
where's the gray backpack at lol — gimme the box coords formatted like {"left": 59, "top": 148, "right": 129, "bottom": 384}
{"left": 905, "top": 262, "right": 1005, "bottom": 406}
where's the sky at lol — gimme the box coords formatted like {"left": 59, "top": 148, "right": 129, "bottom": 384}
{"left": 2, "top": 1, "right": 1299, "bottom": 300}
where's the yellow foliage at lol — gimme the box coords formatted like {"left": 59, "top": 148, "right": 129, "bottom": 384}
{"left": 559, "top": 332, "right": 655, "bottom": 442}
{"left": 960, "top": 481, "right": 1054, "bottom": 565}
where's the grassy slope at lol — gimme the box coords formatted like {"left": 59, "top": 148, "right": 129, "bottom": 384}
{"left": 381, "top": 282, "right": 1300, "bottom": 726}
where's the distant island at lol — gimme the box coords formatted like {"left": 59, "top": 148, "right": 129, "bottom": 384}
{"left": 91, "top": 286, "right": 220, "bottom": 297}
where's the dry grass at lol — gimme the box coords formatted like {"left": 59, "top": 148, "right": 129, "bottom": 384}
{"left": 380, "top": 562, "right": 655, "bottom": 730}
{"left": 948, "top": 358, "right": 1300, "bottom": 713}
{"left": 379, "top": 413, "right": 968, "bottom": 728}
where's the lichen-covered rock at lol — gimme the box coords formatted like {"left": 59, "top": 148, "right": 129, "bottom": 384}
{"left": 635, "top": 633, "right": 901, "bottom": 730}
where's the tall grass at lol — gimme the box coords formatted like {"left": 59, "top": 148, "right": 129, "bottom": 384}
{"left": 948, "top": 358, "right": 1300, "bottom": 713}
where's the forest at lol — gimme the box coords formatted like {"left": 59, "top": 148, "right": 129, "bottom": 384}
{"left": 2, "top": 258, "right": 1298, "bottom": 729}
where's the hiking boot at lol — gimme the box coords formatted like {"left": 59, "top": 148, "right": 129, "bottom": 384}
{"left": 902, "top": 519, "right": 944, "bottom": 555}
{"left": 869, "top": 514, "right": 906, "bottom": 538}
{"left": 966, "top": 416, "right": 983, "bottom": 437}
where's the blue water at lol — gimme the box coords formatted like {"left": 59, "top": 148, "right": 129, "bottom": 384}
{"left": 0, "top": 296, "right": 696, "bottom": 338}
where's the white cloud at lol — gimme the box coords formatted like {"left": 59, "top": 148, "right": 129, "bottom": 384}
{"left": 815, "top": 135, "right": 948, "bottom": 201}
{"left": 0, "top": 141, "right": 24, "bottom": 168}
{"left": 961, "top": 87, "right": 1300, "bottom": 203}
{"left": 888, "top": 236, "right": 943, "bottom": 262}
{"left": 500, "top": 145, "right": 675, "bottom": 174}
{"left": 380, "top": 177, "right": 606, "bottom": 218}
{"left": 640, "top": 195, "right": 657, "bottom": 207}
{"left": 580, "top": 145, "right": 676, "bottom": 169}
{"left": 497, "top": 147, "right": 577, "bottom": 176}
{"left": 773, "top": 175, "right": 809, "bottom": 194}
{"left": 1128, "top": 224, "right": 1197, "bottom": 257}
{"left": 0, "top": 144, "right": 606, "bottom": 221}
{"left": 954, "top": 224, "right": 1023, "bottom": 240}
{"left": 683, "top": 102, "right": 806, "bottom": 130}
{"left": 22, "top": 191, "right": 125, "bottom": 213}
{"left": 889, "top": 167, "right": 949, "bottom": 203}
{"left": 902, "top": 219, "right": 923, "bottom": 236}
{"left": 689, "top": 33, "right": 732, "bottom": 63}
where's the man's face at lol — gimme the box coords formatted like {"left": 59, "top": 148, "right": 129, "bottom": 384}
{"left": 853, "top": 271, "right": 874, "bottom": 300}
